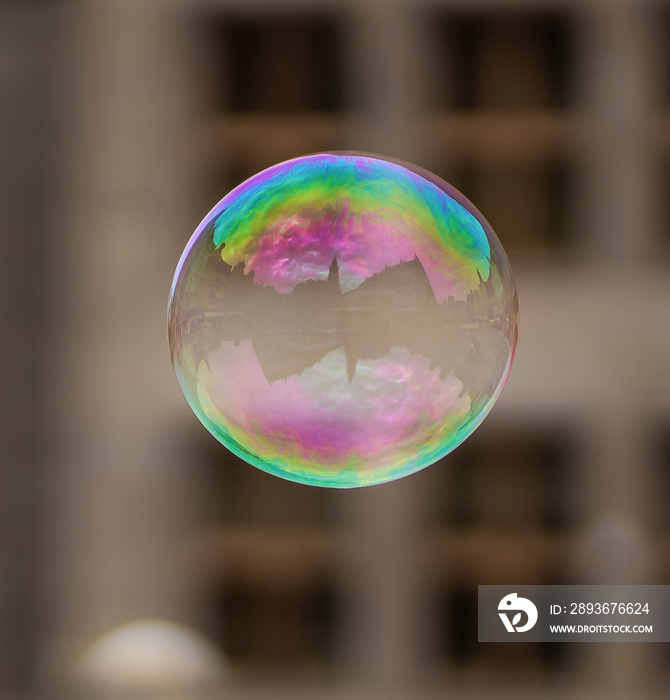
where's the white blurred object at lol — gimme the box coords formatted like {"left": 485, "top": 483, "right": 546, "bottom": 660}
{"left": 72, "top": 619, "right": 227, "bottom": 699}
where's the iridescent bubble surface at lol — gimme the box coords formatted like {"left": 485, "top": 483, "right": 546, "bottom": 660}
{"left": 168, "top": 153, "right": 518, "bottom": 487}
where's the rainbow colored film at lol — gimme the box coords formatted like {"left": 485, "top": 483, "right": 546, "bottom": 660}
{"left": 168, "top": 153, "right": 518, "bottom": 487}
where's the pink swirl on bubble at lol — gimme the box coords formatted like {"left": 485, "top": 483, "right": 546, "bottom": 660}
{"left": 199, "top": 340, "right": 470, "bottom": 466}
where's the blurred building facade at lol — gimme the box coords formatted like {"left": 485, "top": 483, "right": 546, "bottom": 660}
{"left": 2, "top": 0, "right": 670, "bottom": 698}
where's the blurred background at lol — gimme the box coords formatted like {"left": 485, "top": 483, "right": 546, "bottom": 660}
{"left": 2, "top": 0, "right": 670, "bottom": 698}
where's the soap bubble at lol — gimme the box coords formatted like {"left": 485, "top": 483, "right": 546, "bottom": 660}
{"left": 168, "top": 153, "right": 517, "bottom": 488}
